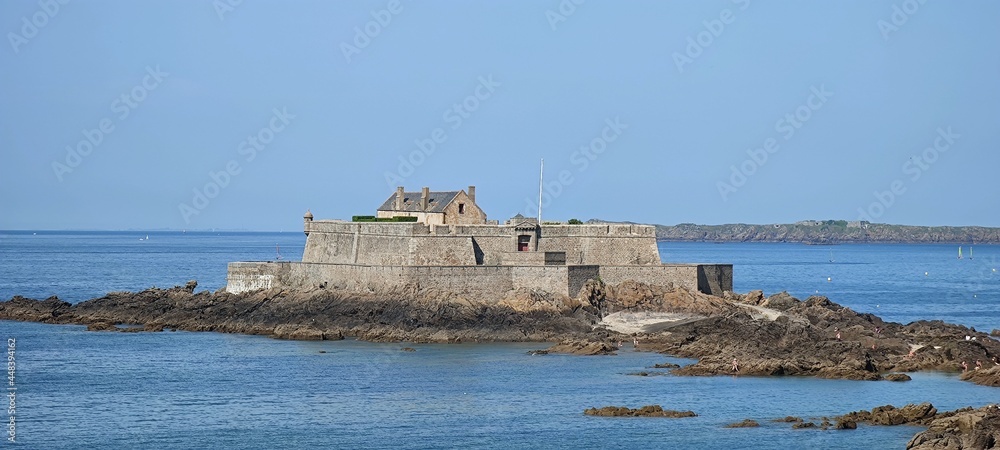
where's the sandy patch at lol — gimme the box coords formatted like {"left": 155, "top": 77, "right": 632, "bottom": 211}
{"left": 599, "top": 311, "right": 705, "bottom": 335}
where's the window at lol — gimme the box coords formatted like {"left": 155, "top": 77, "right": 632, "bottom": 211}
{"left": 518, "top": 235, "right": 531, "bottom": 252}
{"left": 458, "top": 203, "right": 466, "bottom": 214}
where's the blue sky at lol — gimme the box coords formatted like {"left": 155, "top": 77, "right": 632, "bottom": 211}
{"left": 1, "top": 0, "right": 997, "bottom": 230}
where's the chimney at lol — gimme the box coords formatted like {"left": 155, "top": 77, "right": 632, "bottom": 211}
{"left": 421, "top": 187, "right": 429, "bottom": 211}
{"left": 467, "top": 185, "right": 476, "bottom": 204}
{"left": 395, "top": 186, "right": 404, "bottom": 210}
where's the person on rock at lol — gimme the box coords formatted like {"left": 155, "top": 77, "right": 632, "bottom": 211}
{"left": 731, "top": 358, "right": 739, "bottom": 373}
{"left": 961, "top": 361, "right": 969, "bottom": 372}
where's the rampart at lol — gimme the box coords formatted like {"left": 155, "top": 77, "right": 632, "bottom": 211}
{"left": 227, "top": 261, "right": 731, "bottom": 300}
{"left": 227, "top": 220, "right": 733, "bottom": 300}
{"left": 301, "top": 221, "right": 661, "bottom": 266}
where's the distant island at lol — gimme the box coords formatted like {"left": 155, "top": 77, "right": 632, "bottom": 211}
{"left": 587, "top": 220, "right": 1000, "bottom": 245}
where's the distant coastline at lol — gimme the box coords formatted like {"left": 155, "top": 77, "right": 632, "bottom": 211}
{"left": 630, "top": 221, "right": 1000, "bottom": 245}
{"left": 6, "top": 220, "right": 1000, "bottom": 244}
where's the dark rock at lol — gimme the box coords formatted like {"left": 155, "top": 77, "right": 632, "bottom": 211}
{"left": 836, "top": 403, "right": 937, "bottom": 427}
{"left": 907, "top": 404, "right": 1000, "bottom": 449}
{"left": 401, "top": 347, "right": 416, "bottom": 352}
{"left": 184, "top": 280, "right": 198, "bottom": 292}
{"left": 584, "top": 405, "right": 697, "bottom": 418}
{"left": 792, "top": 422, "right": 816, "bottom": 429}
{"left": 626, "top": 371, "right": 669, "bottom": 377}
{"left": 527, "top": 350, "right": 548, "bottom": 355}
{"left": 990, "top": 329, "right": 999, "bottom": 337}
{"left": 547, "top": 340, "right": 617, "bottom": 355}
{"left": 773, "top": 416, "right": 804, "bottom": 423}
{"left": 835, "top": 420, "right": 857, "bottom": 430}
{"left": 652, "top": 362, "right": 680, "bottom": 369}
{"left": 884, "top": 373, "right": 912, "bottom": 382}
{"left": 725, "top": 419, "right": 760, "bottom": 428}
{"left": 762, "top": 291, "right": 798, "bottom": 310}
{"left": 86, "top": 321, "right": 116, "bottom": 331}
{"left": 959, "top": 365, "right": 1000, "bottom": 387}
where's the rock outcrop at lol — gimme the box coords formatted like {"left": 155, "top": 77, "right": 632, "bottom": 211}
{"left": 0, "top": 285, "right": 601, "bottom": 343}
{"left": 907, "top": 405, "right": 1000, "bottom": 449}
{"left": 638, "top": 292, "right": 1000, "bottom": 386}
{"left": 2, "top": 284, "right": 998, "bottom": 387}
{"left": 818, "top": 403, "right": 1000, "bottom": 449}
{"left": 959, "top": 365, "right": 1000, "bottom": 387}
{"left": 584, "top": 405, "right": 696, "bottom": 418}
{"left": 724, "top": 419, "right": 760, "bottom": 428}
{"left": 546, "top": 340, "right": 617, "bottom": 356}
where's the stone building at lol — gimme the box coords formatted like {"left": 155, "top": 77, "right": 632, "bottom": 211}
{"left": 227, "top": 186, "right": 733, "bottom": 300}
{"left": 376, "top": 186, "right": 486, "bottom": 225}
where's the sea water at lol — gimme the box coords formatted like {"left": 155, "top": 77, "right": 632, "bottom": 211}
{"left": 1, "top": 232, "right": 998, "bottom": 448}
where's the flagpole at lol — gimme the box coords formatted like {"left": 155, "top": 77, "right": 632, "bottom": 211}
{"left": 538, "top": 159, "right": 544, "bottom": 223}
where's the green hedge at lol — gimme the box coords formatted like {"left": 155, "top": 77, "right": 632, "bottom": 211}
{"left": 351, "top": 215, "right": 418, "bottom": 222}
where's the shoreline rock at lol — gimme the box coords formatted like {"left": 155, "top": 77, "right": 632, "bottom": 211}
{"left": 584, "top": 405, "right": 696, "bottom": 418}
{"left": 813, "top": 403, "right": 1000, "bottom": 448}
{"left": 725, "top": 419, "right": 760, "bottom": 428}
{"left": 546, "top": 340, "right": 617, "bottom": 356}
{"left": 2, "top": 284, "right": 998, "bottom": 387}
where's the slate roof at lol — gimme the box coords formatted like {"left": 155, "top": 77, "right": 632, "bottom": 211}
{"left": 377, "top": 191, "right": 461, "bottom": 213}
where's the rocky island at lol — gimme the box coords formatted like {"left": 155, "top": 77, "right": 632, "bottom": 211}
{"left": 2, "top": 280, "right": 997, "bottom": 388}
{"left": 4, "top": 281, "right": 999, "bottom": 447}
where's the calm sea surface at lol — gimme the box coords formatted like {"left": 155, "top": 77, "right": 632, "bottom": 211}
{"left": 1, "top": 231, "right": 998, "bottom": 448}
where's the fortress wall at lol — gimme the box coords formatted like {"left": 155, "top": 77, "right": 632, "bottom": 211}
{"left": 408, "top": 236, "right": 477, "bottom": 266}
{"left": 302, "top": 230, "right": 358, "bottom": 264}
{"left": 227, "top": 261, "right": 517, "bottom": 299}
{"left": 567, "top": 265, "right": 601, "bottom": 296}
{"left": 697, "top": 264, "right": 734, "bottom": 296}
{"left": 227, "top": 262, "right": 284, "bottom": 293}
{"left": 535, "top": 225, "right": 661, "bottom": 266}
{"left": 404, "top": 265, "right": 514, "bottom": 298}
{"left": 511, "top": 266, "right": 569, "bottom": 294}
{"left": 537, "top": 235, "right": 660, "bottom": 265}
{"left": 471, "top": 236, "right": 513, "bottom": 264}
{"left": 227, "top": 261, "right": 731, "bottom": 298}
{"left": 281, "top": 263, "right": 407, "bottom": 292}
{"left": 306, "top": 221, "right": 427, "bottom": 236}
{"left": 354, "top": 233, "right": 411, "bottom": 265}
{"left": 304, "top": 222, "right": 662, "bottom": 267}
{"left": 596, "top": 264, "right": 733, "bottom": 296}
{"left": 598, "top": 265, "right": 699, "bottom": 292}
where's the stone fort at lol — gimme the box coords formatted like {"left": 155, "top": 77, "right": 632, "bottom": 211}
{"left": 226, "top": 186, "right": 733, "bottom": 300}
